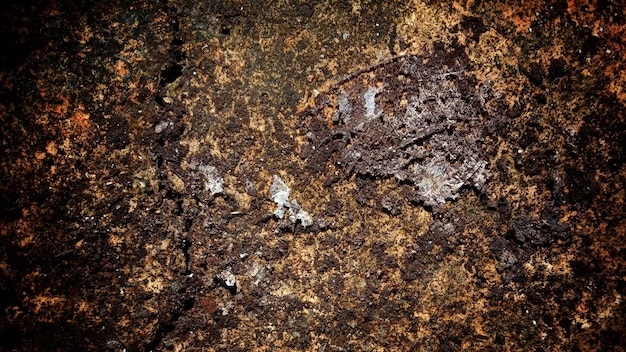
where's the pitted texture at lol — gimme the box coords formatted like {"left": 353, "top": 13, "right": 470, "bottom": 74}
{"left": 307, "top": 47, "right": 502, "bottom": 209}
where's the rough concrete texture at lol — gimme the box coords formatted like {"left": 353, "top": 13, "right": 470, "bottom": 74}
{"left": 1, "top": 0, "right": 625, "bottom": 351}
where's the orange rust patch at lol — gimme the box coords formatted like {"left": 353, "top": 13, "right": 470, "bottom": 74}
{"left": 72, "top": 109, "right": 90, "bottom": 129}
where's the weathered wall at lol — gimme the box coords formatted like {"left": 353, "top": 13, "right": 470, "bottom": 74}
{"left": 1, "top": 0, "right": 624, "bottom": 350}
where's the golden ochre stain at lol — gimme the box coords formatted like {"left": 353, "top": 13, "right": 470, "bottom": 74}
{"left": 1, "top": 0, "right": 625, "bottom": 350}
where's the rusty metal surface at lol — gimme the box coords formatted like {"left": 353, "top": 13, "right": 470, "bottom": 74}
{"left": 1, "top": 0, "right": 625, "bottom": 350}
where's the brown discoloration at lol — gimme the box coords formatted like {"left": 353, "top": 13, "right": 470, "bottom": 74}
{"left": 1, "top": 0, "right": 625, "bottom": 351}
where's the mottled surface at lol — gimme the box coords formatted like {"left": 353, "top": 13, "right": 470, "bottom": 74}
{"left": 1, "top": 0, "right": 625, "bottom": 351}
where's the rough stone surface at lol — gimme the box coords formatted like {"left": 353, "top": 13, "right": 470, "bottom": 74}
{"left": 1, "top": 0, "right": 625, "bottom": 351}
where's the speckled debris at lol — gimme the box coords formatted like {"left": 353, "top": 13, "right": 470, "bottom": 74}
{"left": 198, "top": 164, "right": 224, "bottom": 195}
{"left": 270, "top": 175, "right": 313, "bottom": 227}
